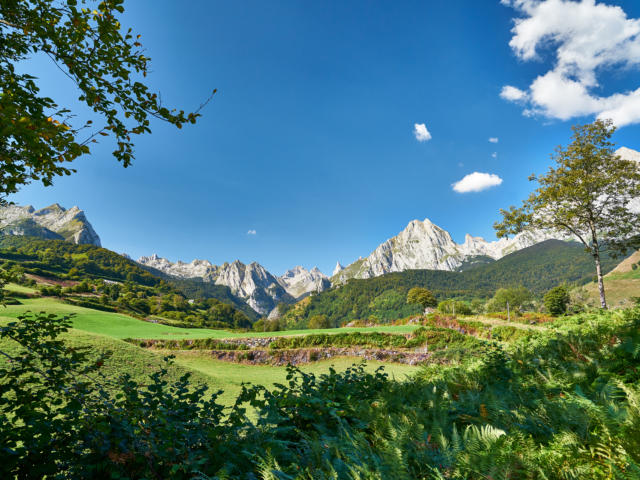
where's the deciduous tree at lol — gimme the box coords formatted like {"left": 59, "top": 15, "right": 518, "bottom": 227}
{"left": 544, "top": 285, "right": 570, "bottom": 316}
{"left": 0, "top": 0, "right": 214, "bottom": 201}
{"left": 407, "top": 287, "right": 437, "bottom": 312}
{"left": 494, "top": 120, "right": 640, "bottom": 309}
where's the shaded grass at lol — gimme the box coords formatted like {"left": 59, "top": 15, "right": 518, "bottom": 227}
{"left": 0, "top": 321, "right": 214, "bottom": 393}
{"left": 169, "top": 351, "right": 419, "bottom": 406}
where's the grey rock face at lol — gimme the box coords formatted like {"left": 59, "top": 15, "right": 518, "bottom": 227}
{"left": 0, "top": 203, "right": 101, "bottom": 246}
{"left": 136, "top": 255, "right": 294, "bottom": 315}
{"left": 617, "top": 147, "right": 640, "bottom": 213}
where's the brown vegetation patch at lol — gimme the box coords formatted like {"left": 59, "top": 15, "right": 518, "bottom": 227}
{"left": 208, "top": 347, "right": 431, "bottom": 366}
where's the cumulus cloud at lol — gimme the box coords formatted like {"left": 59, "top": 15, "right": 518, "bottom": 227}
{"left": 500, "top": 0, "right": 640, "bottom": 127}
{"left": 413, "top": 123, "right": 432, "bottom": 142}
{"left": 492, "top": 152, "right": 498, "bottom": 158}
{"left": 452, "top": 172, "right": 503, "bottom": 193}
{"left": 500, "top": 86, "right": 528, "bottom": 102}
{"left": 247, "top": 229, "right": 257, "bottom": 235}
{"left": 489, "top": 137, "right": 499, "bottom": 143}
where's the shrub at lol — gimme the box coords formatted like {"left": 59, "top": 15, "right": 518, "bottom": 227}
{"left": 307, "top": 314, "right": 331, "bottom": 329}
{"left": 544, "top": 285, "right": 570, "bottom": 316}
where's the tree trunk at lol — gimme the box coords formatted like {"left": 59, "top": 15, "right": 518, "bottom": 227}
{"left": 594, "top": 252, "right": 607, "bottom": 309}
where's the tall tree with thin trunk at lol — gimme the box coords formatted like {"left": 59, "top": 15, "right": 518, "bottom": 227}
{"left": 494, "top": 119, "right": 640, "bottom": 309}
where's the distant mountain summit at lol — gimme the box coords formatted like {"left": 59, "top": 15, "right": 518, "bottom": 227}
{"left": 278, "top": 266, "right": 330, "bottom": 298}
{"left": 137, "top": 254, "right": 297, "bottom": 315}
{"left": 0, "top": 203, "right": 101, "bottom": 246}
{"left": 331, "top": 217, "right": 563, "bottom": 284}
{"left": 332, "top": 261, "right": 344, "bottom": 276}
{"left": 617, "top": 147, "right": 640, "bottom": 164}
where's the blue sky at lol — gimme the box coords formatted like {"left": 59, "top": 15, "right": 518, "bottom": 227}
{"left": 9, "top": 0, "right": 640, "bottom": 275}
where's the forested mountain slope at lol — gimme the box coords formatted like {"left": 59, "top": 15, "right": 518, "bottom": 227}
{"left": 0, "top": 235, "right": 259, "bottom": 325}
{"left": 299, "top": 240, "right": 620, "bottom": 325}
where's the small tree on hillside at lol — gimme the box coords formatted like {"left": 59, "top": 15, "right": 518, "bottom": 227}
{"left": 486, "top": 286, "right": 532, "bottom": 314}
{"left": 544, "top": 285, "right": 570, "bottom": 316}
{"left": 406, "top": 287, "right": 437, "bottom": 313}
{"left": 494, "top": 120, "right": 640, "bottom": 309}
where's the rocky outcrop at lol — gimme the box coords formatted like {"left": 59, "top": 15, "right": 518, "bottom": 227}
{"left": 216, "top": 260, "right": 294, "bottom": 314}
{"left": 617, "top": 147, "right": 640, "bottom": 164}
{"left": 0, "top": 203, "right": 101, "bottom": 246}
{"left": 277, "top": 265, "right": 330, "bottom": 299}
{"left": 137, "top": 254, "right": 215, "bottom": 280}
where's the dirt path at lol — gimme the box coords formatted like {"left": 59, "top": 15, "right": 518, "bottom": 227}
{"left": 471, "top": 315, "right": 548, "bottom": 331}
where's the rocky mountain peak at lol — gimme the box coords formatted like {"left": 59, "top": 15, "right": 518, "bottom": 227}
{"left": 332, "top": 217, "right": 565, "bottom": 283}
{"left": 136, "top": 254, "right": 295, "bottom": 315}
{"left": 332, "top": 261, "right": 344, "bottom": 276}
{"left": 0, "top": 203, "right": 101, "bottom": 246}
{"left": 616, "top": 147, "right": 640, "bottom": 163}
{"left": 277, "top": 265, "right": 330, "bottom": 299}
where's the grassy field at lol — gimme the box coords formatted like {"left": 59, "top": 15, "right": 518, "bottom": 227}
{"left": 171, "top": 351, "right": 419, "bottom": 406}
{"left": 4, "top": 283, "right": 38, "bottom": 294}
{"left": 584, "top": 274, "right": 640, "bottom": 308}
{"left": 582, "top": 252, "right": 640, "bottom": 308}
{"left": 0, "top": 315, "right": 418, "bottom": 406}
{"left": 0, "top": 297, "right": 421, "bottom": 340}
{"left": 0, "top": 297, "right": 422, "bottom": 406}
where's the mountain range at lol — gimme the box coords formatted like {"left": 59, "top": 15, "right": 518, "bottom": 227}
{"left": 137, "top": 255, "right": 296, "bottom": 315}
{"left": 136, "top": 218, "right": 566, "bottom": 316}
{"left": 2, "top": 146, "right": 638, "bottom": 317}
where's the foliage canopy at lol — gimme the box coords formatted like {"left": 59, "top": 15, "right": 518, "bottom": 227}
{"left": 0, "top": 0, "right": 213, "bottom": 200}
{"left": 407, "top": 286, "right": 437, "bottom": 311}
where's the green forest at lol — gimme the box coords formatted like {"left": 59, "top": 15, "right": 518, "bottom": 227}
{"left": 0, "top": 235, "right": 253, "bottom": 329}
{"left": 284, "top": 240, "right": 619, "bottom": 327}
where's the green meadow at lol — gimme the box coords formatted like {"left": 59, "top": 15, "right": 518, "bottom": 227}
{"left": 0, "top": 297, "right": 420, "bottom": 406}
{"left": 0, "top": 297, "right": 420, "bottom": 340}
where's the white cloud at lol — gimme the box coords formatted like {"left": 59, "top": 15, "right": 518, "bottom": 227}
{"left": 501, "top": 0, "right": 640, "bottom": 126}
{"left": 247, "top": 229, "right": 257, "bottom": 235}
{"left": 500, "top": 86, "right": 528, "bottom": 102}
{"left": 413, "top": 123, "right": 432, "bottom": 142}
{"left": 491, "top": 152, "right": 498, "bottom": 158}
{"left": 489, "top": 137, "right": 499, "bottom": 143}
{"left": 452, "top": 172, "right": 503, "bottom": 193}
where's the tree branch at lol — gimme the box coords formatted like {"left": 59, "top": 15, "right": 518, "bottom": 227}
{"left": 0, "top": 19, "right": 20, "bottom": 29}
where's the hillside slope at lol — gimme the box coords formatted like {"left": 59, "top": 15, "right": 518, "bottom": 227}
{"left": 0, "top": 236, "right": 259, "bottom": 325}
{"left": 582, "top": 250, "right": 640, "bottom": 308}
